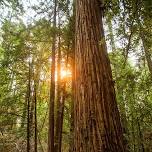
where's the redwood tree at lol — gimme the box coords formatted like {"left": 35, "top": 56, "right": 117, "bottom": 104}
{"left": 48, "top": 0, "right": 57, "bottom": 151}
{"left": 74, "top": 0, "right": 125, "bottom": 151}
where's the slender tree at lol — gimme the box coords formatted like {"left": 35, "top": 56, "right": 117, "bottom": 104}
{"left": 138, "top": 18, "right": 152, "bottom": 77}
{"left": 34, "top": 82, "right": 37, "bottom": 152}
{"left": 27, "top": 58, "right": 31, "bottom": 152}
{"left": 69, "top": 10, "right": 75, "bottom": 152}
{"left": 54, "top": 11, "right": 62, "bottom": 152}
{"left": 74, "top": 0, "right": 125, "bottom": 151}
{"left": 48, "top": 0, "right": 57, "bottom": 151}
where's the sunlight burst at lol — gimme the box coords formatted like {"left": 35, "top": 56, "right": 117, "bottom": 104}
{"left": 60, "top": 69, "right": 72, "bottom": 80}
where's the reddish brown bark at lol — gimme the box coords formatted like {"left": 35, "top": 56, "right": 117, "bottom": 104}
{"left": 48, "top": 0, "right": 57, "bottom": 151}
{"left": 54, "top": 19, "right": 62, "bottom": 152}
{"left": 74, "top": 0, "right": 125, "bottom": 151}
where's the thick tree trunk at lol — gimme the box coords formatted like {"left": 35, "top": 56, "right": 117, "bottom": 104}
{"left": 48, "top": 0, "right": 57, "bottom": 151}
{"left": 74, "top": 0, "right": 125, "bottom": 151}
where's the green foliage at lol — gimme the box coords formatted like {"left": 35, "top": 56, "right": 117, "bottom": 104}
{"left": 0, "top": 0, "right": 152, "bottom": 152}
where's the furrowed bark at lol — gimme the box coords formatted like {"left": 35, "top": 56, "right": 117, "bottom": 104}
{"left": 74, "top": 0, "right": 125, "bottom": 151}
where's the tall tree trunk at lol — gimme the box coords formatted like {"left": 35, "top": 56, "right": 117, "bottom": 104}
{"left": 54, "top": 13, "right": 62, "bottom": 152}
{"left": 33, "top": 64, "right": 40, "bottom": 152}
{"left": 69, "top": 49, "right": 75, "bottom": 152}
{"left": 27, "top": 60, "right": 31, "bottom": 152}
{"left": 74, "top": 0, "right": 125, "bottom": 151}
{"left": 57, "top": 54, "right": 70, "bottom": 151}
{"left": 34, "top": 82, "right": 37, "bottom": 152}
{"left": 69, "top": 28, "right": 75, "bottom": 152}
{"left": 48, "top": 0, "right": 57, "bottom": 151}
{"left": 55, "top": 80, "right": 66, "bottom": 152}
{"left": 58, "top": 80, "right": 66, "bottom": 152}
{"left": 69, "top": 3, "right": 76, "bottom": 151}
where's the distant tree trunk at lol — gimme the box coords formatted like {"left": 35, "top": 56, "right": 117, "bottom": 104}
{"left": 27, "top": 60, "right": 31, "bottom": 152}
{"left": 54, "top": 13, "right": 62, "bottom": 152}
{"left": 33, "top": 64, "right": 40, "bottom": 152}
{"left": 140, "top": 31, "right": 152, "bottom": 76}
{"left": 137, "top": 6, "right": 152, "bottom": 77}
{"left": 30, "top": 91, "right": 35, "bottom": 137}
{"left": 55, "top": 80, "right": 66, "bottom": 152}
{"left": 137, "top": 118, "right": 145, "bottom": 152}
{"left": 28, "top": 60, "right": 36, "bottom": 151}
{"left": 58, "top": 54, "right": 70, "bottom": 151}
{"left": 74, "top": 0, "right": 125, "bottom": 151}
{"left": 48, "top": 0, "right": 57, "bottom": 151}
{"left": 34, "top": 82, "right": 37, "bottom": 152}
{"left": 58, "top": 79, "right": 66, "bottom": 152}
{"left": 21, "top": 92, "right": 28, "bottom": 129}
{"left": 131, "top": 113, "right": 136, "bottom": 152}
{"left": 69, "top": 52, "right": 75, "bottom": 152}
{"left": 107, "top": 18, "right": 129, "bottom": 151}
{"left": 107, "top": 19, "right": 116, "bottom": 52}
{"left": 69, "top": 2, "right": 75, "bottom": 152}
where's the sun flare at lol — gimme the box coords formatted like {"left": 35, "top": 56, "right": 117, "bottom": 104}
{"left": 60, "top": 69, "right": 72, "bottom": 79}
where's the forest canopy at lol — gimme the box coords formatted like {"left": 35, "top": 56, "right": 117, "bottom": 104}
{"left": 0, "top": 0, "right": 152, "bottom": 152}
